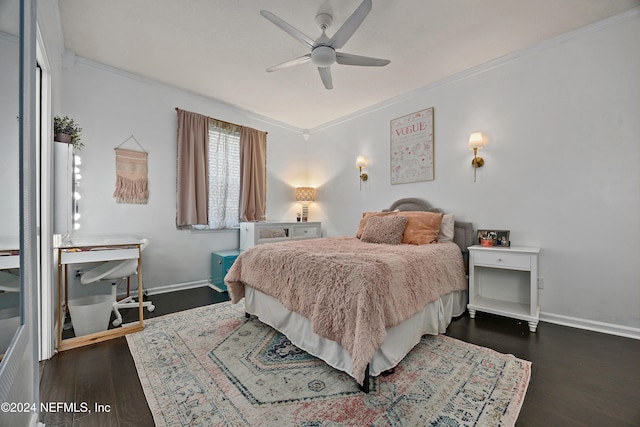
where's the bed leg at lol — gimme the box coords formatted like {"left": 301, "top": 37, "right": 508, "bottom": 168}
{"left": 359, "top": 364, "right": 370, "bottom": 393}
{"left": 381, "top": 367, "right": 395, "bottom": 376}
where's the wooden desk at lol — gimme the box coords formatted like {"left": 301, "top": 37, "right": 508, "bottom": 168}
{"left": 0, "top": 239, "right": 20, "bottom": 359}
{"left": 57, "top": 235, "right": 144, "bottom": 351}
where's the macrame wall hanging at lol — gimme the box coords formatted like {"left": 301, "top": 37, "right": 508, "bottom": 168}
{"left": 113, "top": 135, "right": 149, "bottom": 204}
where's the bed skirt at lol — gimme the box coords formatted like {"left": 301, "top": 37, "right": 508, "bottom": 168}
{"left": 245, "top": 286, "right": 468, "bottom": 379}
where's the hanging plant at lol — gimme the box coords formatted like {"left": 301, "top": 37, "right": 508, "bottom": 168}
{"left": 54, "top": 115, "right": 84, "bottom": 150}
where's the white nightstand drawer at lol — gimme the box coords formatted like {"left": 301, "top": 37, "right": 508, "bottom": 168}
{"left": 292, "top": 226, "right": 319, "bottom": 238}
{"left": 473, "top": 251, "right": 531, "bottom": 270}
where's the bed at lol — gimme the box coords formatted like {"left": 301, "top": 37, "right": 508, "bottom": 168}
{"left": 226, "top": 198, "right": 474, "bottom": 391}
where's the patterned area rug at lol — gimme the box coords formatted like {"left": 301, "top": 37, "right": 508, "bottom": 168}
{"left": 127, "top": 301, "right": 531, "bottom": 426}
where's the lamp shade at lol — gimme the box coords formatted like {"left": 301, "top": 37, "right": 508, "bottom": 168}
{"left": 295, "top": 187, "right": 316, "bottom": 202}
{"left": 468, "top": 132, "right": 485, "bottom": 149}
{"left": 356, "top": 156, "right": 368, "bottom": 168}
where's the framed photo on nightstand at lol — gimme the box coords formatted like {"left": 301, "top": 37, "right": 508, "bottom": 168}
{"left": 477, "top": 229, "right": 510, "bottom": 247}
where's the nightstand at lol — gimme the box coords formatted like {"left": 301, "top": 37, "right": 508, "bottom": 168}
{"left": 467, "top": 245, "right": 541, "bottom": 332}
{"left": 211, "top": 250, "right": 242, "bottom": 292}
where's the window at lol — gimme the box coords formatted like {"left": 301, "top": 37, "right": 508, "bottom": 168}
{"left": 207, "top": 120, "right": 241, "bottom": 229}
{"left": 176, "top": 108, "right": 267, "bottom": 229}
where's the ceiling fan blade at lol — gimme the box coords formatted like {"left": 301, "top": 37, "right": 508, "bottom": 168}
{"left": 328, "top": 0, "right": 372, "bottom": 49}
{"left": 336, "top": 52, "right": 390, "bottom": 67}
{"left": 318, "top": 67, "right": 333, "bottom": 89}
{"left": 260, "top": 10, "right": 316, "bottom": 49}
{"left": 267, "top": 54, "right": 312, "bottom": 72}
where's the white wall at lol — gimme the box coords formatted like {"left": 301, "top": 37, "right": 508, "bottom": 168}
{"left": 308, "top": 11, "right": 640, "bottom": 335}
{"left": 60, "top": 59, "right": 306, "bottom": 290}
{"left": 0, "top": 33, "right": 19, "bottom": 238}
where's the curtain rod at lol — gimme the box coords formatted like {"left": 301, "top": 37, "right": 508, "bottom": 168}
{"left": 175, "top": 107, "right": 267, "bottom": 134}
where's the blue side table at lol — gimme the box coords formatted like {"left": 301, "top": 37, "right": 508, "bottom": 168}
{"left": 211, "top": 250, "right": 242, "bottom": 292}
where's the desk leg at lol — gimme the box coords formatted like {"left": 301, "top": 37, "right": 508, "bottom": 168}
{"left": 138, "top": 245, "right": 144, "bottom": 327}
{"left": 57, "top": 249, "right": 62, "bottom": 351}
{"left": 64, "top": 264, "right": 69, "bottom": 318}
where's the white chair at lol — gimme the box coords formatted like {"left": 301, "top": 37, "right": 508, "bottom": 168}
{"left": 80, "top": 238, "right": 155, "bottom": 327}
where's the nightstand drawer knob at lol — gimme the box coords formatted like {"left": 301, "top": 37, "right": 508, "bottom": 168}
{"left": 497, "top": 258, "right": 502, "bottom": 262}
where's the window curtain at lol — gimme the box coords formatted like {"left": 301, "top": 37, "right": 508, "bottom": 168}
{"left": 176, "top": 108, "right": 209, "bottom": 226}
{"left": 240, "top": 127, "right": 267, "bottom": 222}
{"left": 208, "top": 119, "right": 241, "bottom": 229}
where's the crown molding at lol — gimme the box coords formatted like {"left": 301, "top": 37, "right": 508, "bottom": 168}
{"left": 310, "top": 7, "right": 640, "bottom": 133}
{"left": 71, "top": 54, "right": 300, "bottom": 134}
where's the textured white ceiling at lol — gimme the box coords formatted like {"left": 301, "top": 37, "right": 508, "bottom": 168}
{"left": 57, "top": 0, "right": 638, "bottom": 130}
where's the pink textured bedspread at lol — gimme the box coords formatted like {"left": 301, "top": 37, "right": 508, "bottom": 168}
{"left": 225, "top": 237, "right": 467, "bottom": 384}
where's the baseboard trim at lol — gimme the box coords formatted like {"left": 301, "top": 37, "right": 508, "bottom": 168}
{"left": 208, "top": 283, "right": 227, "bottom": 293}
{"left": 541, "top": 312, "right": 640, "bottom": 340}
{"left": 115, "top": 280, "right": 226, "bottom": 299}
{"left": 142, "top": 280, "right": 211, "bottom": 296}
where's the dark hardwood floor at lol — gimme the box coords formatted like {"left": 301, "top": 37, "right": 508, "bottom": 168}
{"left": 446, "top": 313, "right": 639, "bottom": 426}
{"left": 39, "top": 287, "right": 229, "bottom": 427}
{"left": 40, "top": 287, "right": 640, "bottom": 426}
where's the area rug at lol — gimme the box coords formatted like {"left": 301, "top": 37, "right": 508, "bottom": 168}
{"left": 126, "top": 301, "right": 531, "bottom": 426}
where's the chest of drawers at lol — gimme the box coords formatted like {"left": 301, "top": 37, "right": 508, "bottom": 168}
{"left": 239, "top": 221, "right": 321, "bottom": 250}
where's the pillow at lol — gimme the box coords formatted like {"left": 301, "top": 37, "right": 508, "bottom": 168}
{"left": 397, "top": 211, "right": 444, "bottom": 245}
{"left": 356, "top": 211, "right": 398, "bottom": 238}
{"left": 438, "top": 213, "right": 455, "bottom": 243}
{"left": 360, "top": 215, "right": 408, "bottom": 245}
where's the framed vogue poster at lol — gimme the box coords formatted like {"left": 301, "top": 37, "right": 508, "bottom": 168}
{"left": 390, "top": 108, "right": 434, "bottom": 184}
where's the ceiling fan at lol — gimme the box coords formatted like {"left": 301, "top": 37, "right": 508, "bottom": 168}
{"left": 260, "top": 0, "right": 390, "bottom": 90}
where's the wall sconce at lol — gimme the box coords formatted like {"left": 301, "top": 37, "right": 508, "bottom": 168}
{"left": 468, "top": 132, "right": 485, "bottom": 182}
{"left": 356, "top": 156, "right": 368, "bottom": 190}
{"left": 295, "top": 187, "right": 316, "bottom": 221}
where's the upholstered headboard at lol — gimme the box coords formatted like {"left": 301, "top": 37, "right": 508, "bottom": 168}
{"left": 383, "top": 198, "right": 474, "bottom": 253}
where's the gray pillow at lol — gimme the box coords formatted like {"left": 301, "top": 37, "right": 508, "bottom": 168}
{"left": 360, "top": 215, "right": 408, "bottom": 245}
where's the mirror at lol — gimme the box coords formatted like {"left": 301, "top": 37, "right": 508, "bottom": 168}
{"left": 259, "top": 228, "right": 289, "bottom": 239}
{"left": 0, "top": 0, "right": 21, "bottom": 363}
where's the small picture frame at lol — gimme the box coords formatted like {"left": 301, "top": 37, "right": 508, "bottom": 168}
{"left": 477, "top": 229, "right": 510, "bottom": 247}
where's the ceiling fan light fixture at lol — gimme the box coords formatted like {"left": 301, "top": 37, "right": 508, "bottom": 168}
{"left": 261, "top": 0, "right": 388, "bottom": 89}
{"left": 312, "top": 46, "right": 336, "bottom": 67}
